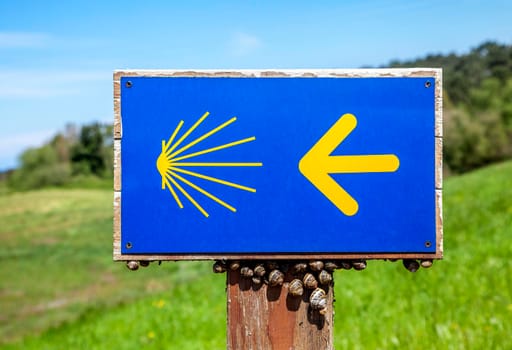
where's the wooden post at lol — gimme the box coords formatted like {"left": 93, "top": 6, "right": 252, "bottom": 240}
{"left": 227, "top": 269, "right": 334, "bottom": 350}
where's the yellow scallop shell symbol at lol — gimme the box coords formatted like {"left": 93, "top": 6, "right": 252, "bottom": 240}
{"left": 156, "top": 111, "right": 262, "bottom": 217}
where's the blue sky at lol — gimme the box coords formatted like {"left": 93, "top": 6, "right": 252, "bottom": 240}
{"left": 0, "top": 0, "right": 510, "bottom": 171}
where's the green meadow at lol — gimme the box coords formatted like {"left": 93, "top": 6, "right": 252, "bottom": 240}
{"left": 1, "top": 161, "right": 511, "bottom": 349}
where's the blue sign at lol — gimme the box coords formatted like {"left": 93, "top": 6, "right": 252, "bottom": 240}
{"left": 120, "top": 73, "right": 438, "bottom": 255}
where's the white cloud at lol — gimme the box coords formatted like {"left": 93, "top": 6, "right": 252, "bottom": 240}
{"left": 0, "top": 32, "right": 53, "bottom": 49}
{"left": 229, "top": 32, "right": 263, "bottom": 57}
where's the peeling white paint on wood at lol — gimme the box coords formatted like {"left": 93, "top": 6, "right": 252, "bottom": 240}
{"left": 113, "top": 191, "right": 121, "bottom": 257}
{"left": 113, "top": 68, "right": 441, "bottom": 79}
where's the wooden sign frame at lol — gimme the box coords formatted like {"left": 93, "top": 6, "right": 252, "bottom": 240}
{"left": 113, "top": 69, "right": 443, "bottom": 262}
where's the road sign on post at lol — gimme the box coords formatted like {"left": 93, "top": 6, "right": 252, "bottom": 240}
{"left": 113, "top": 69, "right": 443, "bottom": 350}
{"left": 113, "top": 69, "right": 442, "bottom": 261}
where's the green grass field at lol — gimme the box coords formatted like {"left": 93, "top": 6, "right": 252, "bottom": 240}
{"left": 1, "top": 161, "right": 511, "bottom": 349}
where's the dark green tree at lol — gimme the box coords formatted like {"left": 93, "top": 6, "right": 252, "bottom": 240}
{"left": 71, "top": 123, "right": 112, "bottom": 177}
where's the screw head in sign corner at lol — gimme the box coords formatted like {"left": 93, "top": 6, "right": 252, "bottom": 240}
{"left": 126, "top": 241, "right": 133, "bottom": 249}
{"left": 125, "top": 80, "right": 133, "bottom": 88}
{"left": 425, "top": 80, "right": 431, "bottom": 88}
{"left": 425, "top": 240, "right": 432, "bottom": 248}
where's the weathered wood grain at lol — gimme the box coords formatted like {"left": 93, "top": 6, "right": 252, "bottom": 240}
{"left": 434, "top": 69, "right": 443, "bottom": 258}
{"left": 436, "top": 137, "right": 443, "bottom": 190}
{"left": 436, "top": 189, "right": 444, "bottom": 257}
{"left": 114, "top": 140, "right": 121, "bottom": 191}
{"left": 113, "top": 68, "right": 441, "bottom": 79}
{"left": 227, "top": 269, "right": 333, "bottom": 350}
{"left": 434, "top": 69, "right": 443, "bottom": 138}
{"left": 113, "top": 252, "right": 442, "bottom": 262}
{"left": 113, "top": 72, "right": 122, "bottom": 139}
{"left": 113, "top": 191, "right": 121, "bottom": 257}
{"left": 113, "top": 97, "right": 121, "bottom": 139}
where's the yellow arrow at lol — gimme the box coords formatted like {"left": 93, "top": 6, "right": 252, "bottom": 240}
{"left": 299, "top": 113, "right": 400, "bottom": 216}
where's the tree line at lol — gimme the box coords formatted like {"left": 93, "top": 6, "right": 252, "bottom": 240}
{"left": 7, "top": 123, "right": 113, "bottom": 190}
{"left": 389, "top": 41, "right": 512, "bottom": 173}
{"left": 4, "top": 40, "right": 512, "bottom": 190}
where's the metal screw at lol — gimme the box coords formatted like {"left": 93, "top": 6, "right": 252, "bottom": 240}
{"left": 125, "top": 241, "right": 133, "bottom": 249}
{"left": 425, "top": 80, "right": 431, "bottom": 88}
{"left": 125, "top": 80, "right": 133, "bottom": 88}
{"left": 425, "top": 240, "right": 432, "bottom": 248}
